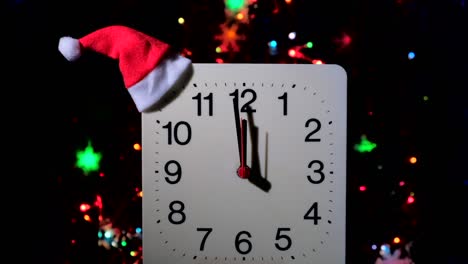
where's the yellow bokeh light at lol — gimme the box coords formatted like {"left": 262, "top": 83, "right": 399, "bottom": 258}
{"left": 133, "top": 143, "right": 141, "bottom": 151}
{"left": 236, "top": 13, "right": 244, "bottom": 20}
{"left": 84, "top": 214, "right": 91, "bottom": 222}
{"left": 393, "top": 237, "right": 401, "bottom": 244}
{"left": 178, "top": 17, "right": 185, "bottom": 24}
{"left": 409, "top": 156, "right": 417, "bottom": 164}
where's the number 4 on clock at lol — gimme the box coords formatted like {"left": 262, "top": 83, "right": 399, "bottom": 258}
{"left": 304, "top": 202, "right": 322, "bottom": 225}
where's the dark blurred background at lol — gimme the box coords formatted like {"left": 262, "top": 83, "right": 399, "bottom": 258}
{"left": 10, "top": 0, "right": 467, "bottom": 263}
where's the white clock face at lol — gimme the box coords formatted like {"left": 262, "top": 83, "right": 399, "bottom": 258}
{"left": 142, "top": 64, "right": 347, "bottom": 264}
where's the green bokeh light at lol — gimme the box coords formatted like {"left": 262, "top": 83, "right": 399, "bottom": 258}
{"left": 76, "top": 140, "right": 102, "bottom": 175}
{"left": 354, "top": 135, "right": 377, "bottom": 153}
{"left": 226, "top": 0, "right": 245, "bottom": 12}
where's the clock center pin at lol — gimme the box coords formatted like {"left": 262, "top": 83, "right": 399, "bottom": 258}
{"left": 237, "top": 166, "right": 251, "bottom": 179}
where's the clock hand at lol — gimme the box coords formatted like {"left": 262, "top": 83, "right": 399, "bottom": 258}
{"left": 241, "top": 118, "right": 246, "bottom": 168}
{"left": 246, "top": 108, "right": 271, "bottom": 191}
{"left": 232, "top": 96, "right": 242, "bottom": 164}
{"left": 237, "top": 118, "right": 251, "bottom": 179}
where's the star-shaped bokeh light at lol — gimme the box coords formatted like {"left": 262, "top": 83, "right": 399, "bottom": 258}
{"left": 76, "top": 140, "right": 102, "bottom": 175}
{"left": 214, "top": 23, "right": 246, "bottom": 53}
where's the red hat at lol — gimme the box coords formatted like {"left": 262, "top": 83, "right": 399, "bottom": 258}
{"left": 58, "top": 25, "right": 192, "bottom": 112}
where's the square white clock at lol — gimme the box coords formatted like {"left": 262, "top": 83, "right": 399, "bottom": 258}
{"left": 142, "top": 64, "right": 347, "bottom": 264}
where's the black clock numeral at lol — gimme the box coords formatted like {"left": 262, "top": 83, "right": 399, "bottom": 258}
{"left": 277, "top": 92, "right": 288, "bottom": 116}
{"left": 229, "top": 89, "right": 257, "bottom": 113}
{"left": 164, "top": 160, "right": 181, "bottom": 184}
{"left": 197, "top": 228, "right": 213, "bottom": 251}
{"left": 274, "top": 228, "right": 292, "bottom": 251}
{"left": 192, "top": 92, "right": 213, "bottom": 116}
{"left": 162, "top": 121, "right": 192, "bottom": 145}
{"left": 168, "top": 201, "right": 186, "bottom": 225}
{"left": 235, "top": 231, "right": 252, "bottom": 254}
{"left": 307, "top": 160, "right": 325, "bottom": 184}
{"left": 305, "top": 118, "right": 321, "bottom": 142}
{"left": 304, "top": 202, "right": 322, "bottom": 225}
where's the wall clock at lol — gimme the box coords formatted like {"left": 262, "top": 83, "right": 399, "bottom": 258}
{"left": 142, "top": 63, "right": 347, "bottom": 264}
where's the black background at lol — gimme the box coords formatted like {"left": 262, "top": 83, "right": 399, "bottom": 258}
{"left": 9, "top": 0, "right": 467, "bottom": 263}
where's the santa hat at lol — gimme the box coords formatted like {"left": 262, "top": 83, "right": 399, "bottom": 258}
{"left": 58, "top": 25, "right": 192, "bottom": 112}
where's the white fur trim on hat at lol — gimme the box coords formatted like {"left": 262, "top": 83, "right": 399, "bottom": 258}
{"left": 58, "top": 37, "right": 82, "bottom": 61}
{"left": 128, "top": 54, "right": 192, "bottom": 112}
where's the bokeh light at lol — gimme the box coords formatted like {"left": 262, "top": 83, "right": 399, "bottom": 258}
{"left": 288, "top": 32, "right": 296, "bottom": 40}
{"left": 133, "top": 143, "right": 141, "bottom": 151}
{"left": 80, "top": 203, "right": 91, "bottom": 212}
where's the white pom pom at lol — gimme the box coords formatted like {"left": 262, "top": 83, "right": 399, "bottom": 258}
{"left": 58, "top": 36, "right": 81, "bottom": 61}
